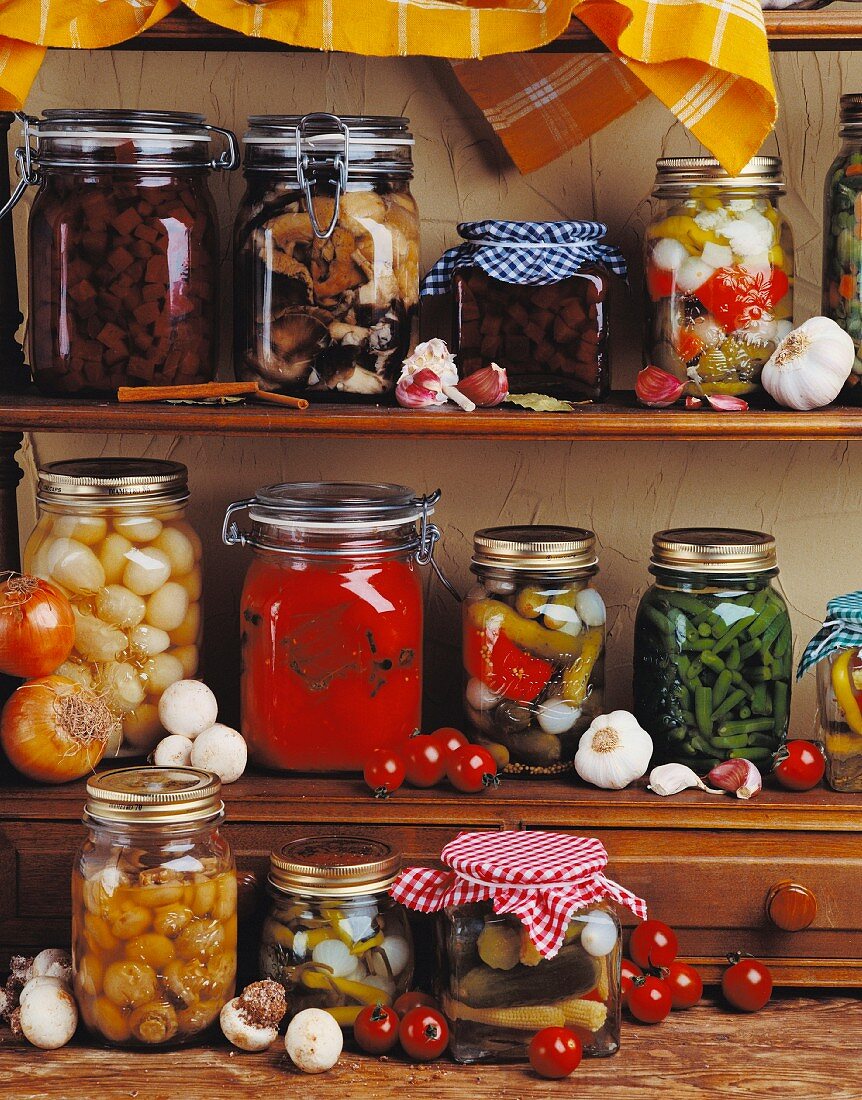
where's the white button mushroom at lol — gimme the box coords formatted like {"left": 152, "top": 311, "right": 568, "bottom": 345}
{"left": 190, "top": 724, "right": 248, "bottom": 784}
{"left": 153, "top": 734, "right": 194, "bottom": 768}
{"left": 220, "top": 980, "right": 288, "bottom": 1053}
{"left": 18, "top": 981, "right": 78, "bottom": 1049}
{"left": 285, "top": 1008, "right": 343, "bottom": 1074}
{"left": 158, "top": 680, "right": 219, "bottom": 739}
{"left": 145, "top": 582, "right": 189, "bottom": 632}
{"left": 123, "top": 547, "right": 172, "bottom": 597}
{"left": 18, "top": 976, "right": 68, "bottom": 1010}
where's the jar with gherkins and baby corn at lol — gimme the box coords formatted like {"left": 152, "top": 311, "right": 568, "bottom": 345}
{"left": 633, "top": 529, "right": 791, "bottom": 772}
{"left": 259, "top": 836, "right": 413, "bottom": 1028}
{"left": 645, "top": 157, "right": 793, "bottom": 401}
{"left": 462, "top": 526, "right": 606, "bottom": 776}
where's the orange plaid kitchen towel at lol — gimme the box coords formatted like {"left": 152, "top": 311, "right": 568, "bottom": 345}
{"left": 0, "top": 0, "right": 775, "bottom": 175}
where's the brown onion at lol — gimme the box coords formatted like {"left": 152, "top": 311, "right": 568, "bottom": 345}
{"left": 0, "top": 574, "right": 75, "bottom": 679}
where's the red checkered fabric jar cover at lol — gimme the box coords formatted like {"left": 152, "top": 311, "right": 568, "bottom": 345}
{"left": 391, "top": 830, "right": 647, "bottom": 959}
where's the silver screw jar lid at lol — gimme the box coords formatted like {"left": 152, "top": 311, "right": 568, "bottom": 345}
{"left": 269, "top": 835, "right": 401, "bottom": 897}
{"left": 472, "top": 524, "right": 598, "bottom": 575}
{"left": 85, "top": 766, "right": 223, "bottom": 825}
{"left": 652, "top": 156, "right": 784, "bottom": 198}
{"left": 37, "top": 458, "right": 189, "bottom": 506}
{"left": 650, "top": 528, "right": 778, "bottom": 574}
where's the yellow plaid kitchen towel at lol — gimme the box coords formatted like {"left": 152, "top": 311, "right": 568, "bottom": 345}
{"left": 0, "top": 0, "right": 775, "bottom": 175}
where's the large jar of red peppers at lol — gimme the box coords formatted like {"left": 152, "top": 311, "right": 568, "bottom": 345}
{"left": 5, "top": 110, "right": 237, "bottom": 395}
{"left": 223, "top": 482, "right": 442, "bottom": 772}
{"left": 234, "top": 113, "right": 418, "bottom": 398}
{"left": 644, "top": 157, "right": 793, "bottom": 400}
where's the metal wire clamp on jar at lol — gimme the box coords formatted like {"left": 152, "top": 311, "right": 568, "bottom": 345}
{"left": 259, "top": 835, "right": 413, "bottom": 1027}
{"left": 72, "top": 766, "right": 237, "bottom": 1048}
{"left": 234, "top": 113, "right": 419, "bottom": 399}
{"left": 633, "top": 528, "right": 792, "bottom": 772}
{"left": 1, "top": 109, "right": 237, "bottom": 395}
{"left": 644, "top": 156, "right": 793, "bottom": 402}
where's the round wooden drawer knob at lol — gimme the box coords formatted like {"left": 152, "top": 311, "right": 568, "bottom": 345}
{"left": 766, "top": 881, "right": 817, "bottom": 931}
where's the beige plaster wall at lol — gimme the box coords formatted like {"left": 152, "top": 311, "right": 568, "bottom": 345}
{"left": 10, "top": 47, "right": 861, "bottom": 734}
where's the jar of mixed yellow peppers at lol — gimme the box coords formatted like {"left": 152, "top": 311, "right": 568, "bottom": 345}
{"left": 644, "top": 156, "right": 794, "bottom": 401}
{"left": 259, "top": 836, "right": 413, "bottom": 1027}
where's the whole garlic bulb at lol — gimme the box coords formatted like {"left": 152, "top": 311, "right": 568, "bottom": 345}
{"left": 574, "top": 710, "right": 653, "bottom": 790}
{"left": 761, "top": 316, "right": 854, "bottom": 411}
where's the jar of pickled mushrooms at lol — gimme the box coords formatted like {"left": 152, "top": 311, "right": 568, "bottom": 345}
{"left": 23, "top": 459, "right": 202, "bottom": 756}
{"left": 72, "top": 767, "right": 237, "bottom": 1047}
{"left": 234, "top": 113, "right": 419, "bottom": 398}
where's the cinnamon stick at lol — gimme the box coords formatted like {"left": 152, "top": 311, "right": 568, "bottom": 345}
{"left": 118, "top": 382, "right": 257, "bottom": 403}
{"left": 252, "top": 390, "right": 310, "bottom": 411}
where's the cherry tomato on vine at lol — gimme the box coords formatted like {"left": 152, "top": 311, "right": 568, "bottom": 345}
{"left": 404, "top": 736, "right": 447, "bottom": 788}
{"left": 430, "top": 727, "right": 469, "bottom": 759}
{"left": 773, "top": 740, "right": 825, "bottom": 792}
{"left": 363, "top": 749, "right": 405, "bottom": 798}
{"left": 393, "top": 991, "right": 439, "bottom": 1018}
{"left": 399, "top": 1006, "right": 449, "bottom": 1061}
{"left": 721, "top": 955, "right": 773, "bottom": 1012}
{"left": 627, "top": 975, "right": 672, "bottom": 1024}
{"left": 353, "top": 1003, "right": 400, "bottom": 1054}
{"left": 528, "top": 1027, "right": 583, "bottom": 1079}
{"left": 665, "top": 961, "right": 703, "bottom": 1010}
{"left": 620, "top": 958, "right": 643, "bottom": 1001}
{"left": 629, "top": 919, "right": 678, "bottom": 969}
{"left": 446, "top": 745, "right": 499, "bottom": 793}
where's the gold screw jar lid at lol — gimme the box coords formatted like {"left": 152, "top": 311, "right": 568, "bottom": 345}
{"left": 85, "top": 767, "right": 223, "bottom": 825}
{"left": 269, "top": 836, "right": 401, "bottom": 898}
{"left": 650, "top": 528, "right": 777, "bottom": 574}
{"left": 472, "top": 525, "right": 598, "bottom": 575}
{"left": 37, "top": 459, "right": 189, "bottom": 506}
{"left": 652, "top": 156, "right": 784, "bottom": 197}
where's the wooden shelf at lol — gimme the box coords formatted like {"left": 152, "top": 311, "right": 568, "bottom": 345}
{"left": 101, "top": 7, "right": 862, "bottom": 54}
{"left": 0, "top": 392, "right": 861, "bottom": 441}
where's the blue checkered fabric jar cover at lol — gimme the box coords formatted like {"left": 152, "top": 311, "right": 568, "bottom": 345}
{"left": 421, "top": 220, "right": 627, "bottom": 295}
{"left": 797, "top": 591, "right": 862, "bottom": 679}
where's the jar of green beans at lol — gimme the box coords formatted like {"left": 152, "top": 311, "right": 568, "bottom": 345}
{"left": 633, "top": 529, "right": 791, "bottom": 772}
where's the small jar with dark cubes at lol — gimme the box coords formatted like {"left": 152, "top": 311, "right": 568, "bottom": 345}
{"left": 5, "top": 110, "right": 237, "bottom": 395}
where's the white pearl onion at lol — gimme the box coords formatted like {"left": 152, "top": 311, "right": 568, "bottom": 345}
{"left": 128, "top": 623, "right": 171, "bottom": 656}
{"left": 96, "top": 585, "right": 146, "bottom": 628}
{"left": 172, "top": 645, "right": 200, "bottom": 678}
{"left": 99, "top": 533, "right": 133, "bottom": 585}
{"left": 145, "top": 582, "right": 189, "bottom": 632}
{"left": 55, "top": 661, "right": 94, "bottom": 690}
{"left": 579, "top": 910, "right": 618, "bottom": 958}
{"left": 311, "top": 939, "right": 355, "bottom": 978}
{"left": 575, "top": 588, "right": 607, "bottom": 628}
{"left": 101, "top": 662, "right": 146, "bottom": 713}
{"left": 52, "top": 514, "right": 107, "bottom": 546}
{"left": 153, "top": 527, "right": 196, "bottom": 576}
{"left": 72, "top": 608, "right": 127, "bottom": 663}
{"left": 142, "top": 653, "right": 185, "bottom": 696}
{"left": 466, "top": 677, "right": 502, "bottom": 712}
{"left": 367, "top": 935, "right": 410, "bottom": 979}
{"left": 113, "top": 515, "right": 163, "bottom": 542}
{"left": 122, "top": 703, "right": 163, "bottom": 752}
{"left": 170, "top": 603, "right": 201, "bottom": 646}
{"left": 123, "top": 547, "right": 172, "bottom": 596}
{"left": 47, "top": 537, "right": 105, "bottom": 595}
{"left": 537, "top": 699, "right": 581, "bottom": 735}
{"left": 177, "top": 569, "right": 203, "bottom": 602}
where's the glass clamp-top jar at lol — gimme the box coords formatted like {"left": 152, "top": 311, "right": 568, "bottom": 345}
{"left": 463, "top": 525, "right": 606, "bottom": 776}
{"left": 1, "top": 109, "right": 237, "bottom": 395}
{"left": 645, "top": 157, "right": 793, "bottom": 401}
{"left": 223, "top": 482, "right": 446, "bottom": 772}
{"left": 633, "top": 528, "right": 791, "bottom": 772}
{"left": 234, "top": 113, "right": 419, "bottom": 398}
{"left": 393, "top": 830, "right": 648, "bottom": 1064}
{"left": 24, "top": 459, "right": 203, "bottom": 757}
{"left": 259, "top": 835, "right": 413, "bottom": 1027}
{"left": 72, "top": 766, "right": 237, "bottom": 1047}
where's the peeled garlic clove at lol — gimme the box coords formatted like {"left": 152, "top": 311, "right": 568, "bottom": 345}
{"left": 575, "top": 587, "right": 606, "bottom": 627}
{"left": 648, "top": 763, "right": 723, "bottom": 797}
{"left": 707, "top": 759, "right": 763, "bottom": 800}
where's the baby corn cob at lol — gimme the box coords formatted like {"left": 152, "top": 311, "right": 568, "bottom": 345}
{"left": 596, "top": 965, "right": 610, "bottom": 1002}
{"left": 443, "top": 995, "right": 564, "bottom": 1031}
{"left": 325, "top": 1005, "right": 364, "bottom": 1026}
{"left": 555, "top": 996, "right": 608, "bottom": 1033}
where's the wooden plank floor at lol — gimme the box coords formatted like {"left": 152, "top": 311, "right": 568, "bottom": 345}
{"left": 1, "top": 994, "right": 859, "bottom": 1100}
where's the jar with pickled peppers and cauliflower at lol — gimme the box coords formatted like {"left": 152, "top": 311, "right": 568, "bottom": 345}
{"left": 72, "top": 767, "right": 237, "bottom": 1047}
{"left": 2, "top": 110, "right": 237, "bottom": 395}
{"left": 392, "top": 831, "right": 647, "bottom": 1064}
{"left": 645, "top": 157, "right": 793, "bottom": 400}
{"left": 798, "top": 592, "right": 862, "bottom": 791}
{"left": 234, "top": 114, "right": 418, "bottom": 398}
{"left": 224, "top": 482, "right": 444, "bottom": 772}
{"left": 24, "top": 460, "right": 203, "bottom": 757}
{"left": 463, "top": 526, "right": 606, "bottom": 775}
{"left": 259, "top": 836, "right": 413, "bottom": 1027}
{"left": 633, "top": 529, "right": 791, "bottom": 772}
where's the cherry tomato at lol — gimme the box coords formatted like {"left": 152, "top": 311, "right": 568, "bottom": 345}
{"left": 399, "top": 1006, "right": 449, "bottom": 1061}
{"left": 627, "top": 975, "right": 672, "bottom": 1024}
{"left": 665, "top": 961, "right": 703, "bottom": 1010}
{"left": 620, "top": 958, "right": 643, "bottom": 1001}
{"left": 353, "top": 1003, "right": 400, "bottom": 1054}
{"left": 363, "top": 748, "right": 406, "bottom": 798}
{"left": 629, "top": 919, "right": 678, "bottom": 969}
{"left": 403, "top": 736, "right": 447, "bottom": 788}
{"left": 773, "top": 740, "right": 825, "bottom": 792}
{"left": 721, "top": 955, "right": 773, "bottom": 1012}
{"left": 393, "top": 991, "right": 439, "bottom": 1018}
{"left": 446, "top": 745, "right": 499, "bottom": 793}
{"left": 430, "top": 727, "right": 469, "bottom": 759}
{"left": 528, "top": 1026, "right": 583, "bottom": 1079}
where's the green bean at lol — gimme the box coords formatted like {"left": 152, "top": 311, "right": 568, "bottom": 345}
{"left": 697, "top": 622, "right": 712, "bottom": 638}
{"left": 738, "top": 706, "right": 752, "bottom": 720}
{"left": 676, "top": 683, "right": 692, "bottom": 708}
{"left": 729, "top": 747, "right": 774, "bottom": 762}
{"left": 738, "top": 638, "right": 761, "bottom": 661}
{"left": 694, "top": 685, "right": 714, "bottom": 738}
{"left": 667, "top": 726, "right": 688, "bottom": 742}
{"left": 663, "top": 592, "right": 719, "bottom": 623}
{"left": 682, "top": 710, "right": 696, "bottom": 725}
{"left": 773, "top": 623, "right": 792, "bottom": 659}
{"left": 684, "top": 637, "right": 716, "bottom": 652}
{"left": 748, "top": 733, "right": 778, "bottom": 749}
{"left": 679, "top": 740, "right": 698, "bottom": 757}
{"left": 733, "top": 676, "right": 756, "bottom": 698}
{"left": 709, "top": 732, "right": 749, "bottom": 749}
{"left": 748, "top": 668, "right": 773, "bottom": 683}
{"left": 690, "top": 734, "right": 716, "bottom": 756}
{"left": 725, "top": 645, "right": 741, "bottom": 671}
{"left": 772, "top": 680, "right": 789, "bottom": 738}
{"left": 711, "top": 688, "right": 746, "bottom": 720}
{"left": 716, "top": 718, "right": 774, "bottom": 736}
{"left": 684, "top": 660, "right": 703, "bottom": 684}
{"left": 747, "top": 602, "right": 781, "bottom": 639}
{"left": 644, "top": 605, "right": 674, "bottom": 636}
{"left": 759, "top": 612, "right": 788, "bottom": 652}
{"left": 686, "top": 756, "right": 722, "bottom": 772}
{"left": 701, "top": 651, "right": 725, "bottom": 672}
{"left": 751, "top": 683, "right": 769, "bottom": 715}
{"left": 712, "top": 613, "right": 757, "bottom": 655}
{"left": 712, "top": 669, "right": 734, "bottom": 708}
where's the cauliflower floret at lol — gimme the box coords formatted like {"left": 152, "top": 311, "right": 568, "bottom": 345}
{"left": 721, "top": 217, "right": 772, "bottom": 259}
{"left": 694, "top": 208, "right": 732, "bottom": 232}
{"left": 728, "top": 199, "right": 755, "bottom": 213}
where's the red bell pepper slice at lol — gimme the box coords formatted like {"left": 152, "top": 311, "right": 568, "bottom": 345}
{"left": 464, "top": 624, "right": 553, "bottom": 703}
{"left": 694, "top": 266, "right": 789, "bottom": 333}
{"left": 646, "top": 264, "right": 676, "bottom": 301}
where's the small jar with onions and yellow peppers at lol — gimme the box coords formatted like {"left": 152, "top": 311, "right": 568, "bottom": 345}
{"left": 72, "top": 767, "right": 237, "bottom": 1047}
{"left": 644, "top": 156, "right": 793, "bottom": 400}
{"left": 259, "top": 836, "right": 413, "bottom": 1027}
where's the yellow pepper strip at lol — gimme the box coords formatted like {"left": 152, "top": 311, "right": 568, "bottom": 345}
{"left": 442, "top": 995, "right": 564, "bottom": 1031}
{"left": 467, "top": 599, "right": 593, "bottom": 663}
{"left": 350, "top": 932, "right": 384, "bottom": 956}
{"left": 556, "top": 997, "right": 608, "bottom": 1033}
{"left": 325, "top": 1005, "right": 364, "bottom": 1026}
{"left": 301, "top": 970, "right": 392, "bottom": 1006}
{"left": 561, "top": 628, "right": 604, "bottom": 705}
{"left": 303, "top": 927, "right": 339, "bottom": 949}
{"left": 831, "top": 650, "right": 862, "bottom": 735}
{"left": 321, "top": 909, "right": 354, "bottom": 947}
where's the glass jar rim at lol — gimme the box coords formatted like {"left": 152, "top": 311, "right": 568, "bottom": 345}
{"left": 269, "top": 834, "right": 401, "bottom": 897}
{"left": 652, "top": 155, "right": 784, "bottom": 197}
{"left": 650, "top": 527, "right": 778, "bottom": 574}
{"left": 36, "top": 458, "right": 189, "bottom": 507}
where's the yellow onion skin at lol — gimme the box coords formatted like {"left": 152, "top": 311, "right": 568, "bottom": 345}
{"left": 0, "top": 575, "right": 75, "bottom": 679}
{"left": 0, "top": 674, "right": 114, "bottom": 783}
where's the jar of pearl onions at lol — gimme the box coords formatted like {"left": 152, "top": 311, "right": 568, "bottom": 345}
{"left": 23, "top": 459, "right": 203, "bottom": 756}
{"left": 73, "top": 766, "right": 237, "bottom": 1047}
